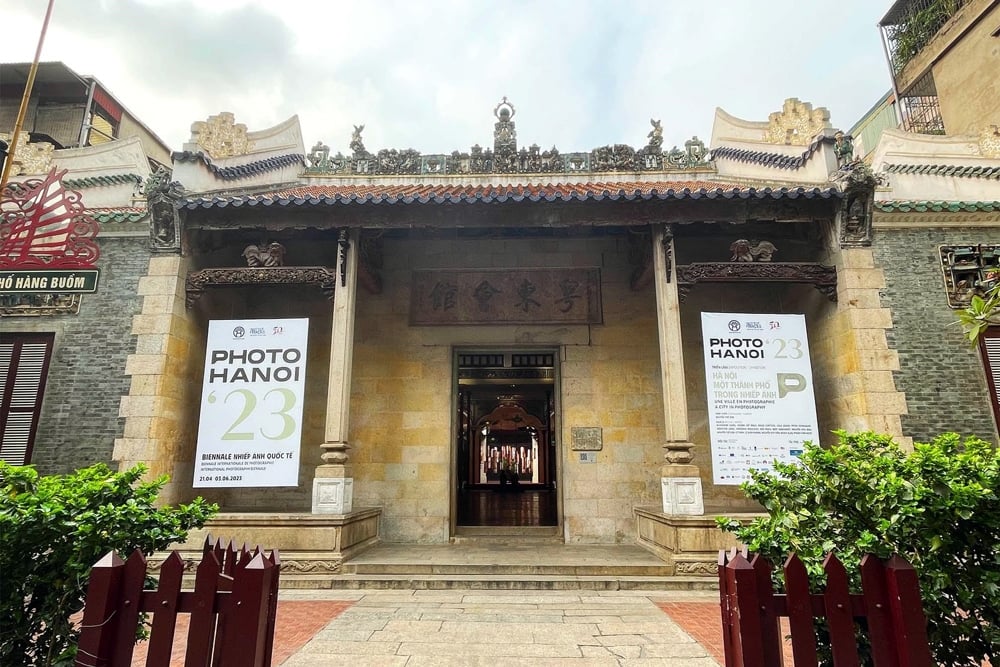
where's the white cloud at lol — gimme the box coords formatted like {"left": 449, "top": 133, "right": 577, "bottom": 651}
{"left": 1, "top": 0, "right": 892, "bottom": 156}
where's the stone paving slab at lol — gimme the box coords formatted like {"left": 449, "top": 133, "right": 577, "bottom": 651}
{"left": 278, "top": 589, "right": 722, "bottom": 666}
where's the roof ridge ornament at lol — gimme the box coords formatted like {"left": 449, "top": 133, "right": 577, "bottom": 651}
{"left": 764, "top": 98, "right": 832, "bottom": 146}
{"left": 190, "top": 112, "right": 254, "bottom": 159}
{"left": 0, "top": 131, "right": 54, "bottom": 176}
{"left": 980, "top": 124, "right": 1000, "bottom": 159}
{"left": 302, "top": 100, "right": 711, "bottom": 176}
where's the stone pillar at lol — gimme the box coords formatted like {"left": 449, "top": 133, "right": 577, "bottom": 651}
{"left": 312, "top": 229, "right": 358, "bottom": 514}
{"left": 113, "top": 255, "right": 201, "bottom": 505}
{"left": 652, "top": 225, "right": 704, "bottom": 515}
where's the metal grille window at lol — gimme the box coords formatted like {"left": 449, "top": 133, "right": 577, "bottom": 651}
{"left": 0, "top": 333, "right": 54, "bottom": 465}
{"left": 898, "top": 71, "right": 945, "bottom": 134}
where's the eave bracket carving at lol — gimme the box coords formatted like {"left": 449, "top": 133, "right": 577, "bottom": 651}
{"left": 676, "top": 262, "right": 837, "bottom": 302}
{"left": 185, "top": 266, "right": 337, "bottom": 309}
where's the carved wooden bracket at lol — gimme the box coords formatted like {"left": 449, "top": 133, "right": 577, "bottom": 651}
{"left": 676, "top": 262, "right": 837, "bottom": 302}
{"left": 185, "top": 266, "right": 337, "bottom": 308}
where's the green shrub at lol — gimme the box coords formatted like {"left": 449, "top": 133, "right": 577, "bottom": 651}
{"left": 0, "top": 463, "right": 217, "bottom": 667}
{"left": 718, "top": 431, "right": 1000, "bottom": 667}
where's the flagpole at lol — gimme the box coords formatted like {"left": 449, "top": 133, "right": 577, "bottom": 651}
{"left": 0, "top": 0, "right": 57, "bottom": 193}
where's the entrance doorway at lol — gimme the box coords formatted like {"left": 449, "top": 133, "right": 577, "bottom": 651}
{"left": 454, "top": 351, "right": 558, "bottom": 528}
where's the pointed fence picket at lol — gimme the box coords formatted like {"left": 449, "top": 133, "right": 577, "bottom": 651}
{"left": 717, "top": 549, "right": 933, "bottom": 667}
{"left": 76, "top": 536, "right": 280, "bottom": 667}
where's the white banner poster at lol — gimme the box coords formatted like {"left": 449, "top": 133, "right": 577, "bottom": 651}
{"left": 194, "top": 318, "right": 309, "bottom": 487}
{"left": 701, "top": 313, "right": 819, "bottom": 485}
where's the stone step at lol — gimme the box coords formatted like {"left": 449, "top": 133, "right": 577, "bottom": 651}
{"left": 342, "top": 562, "right": 673, "bottom": 576}
{"left": 281, "top": 573, "right": 720, "bottom": 591}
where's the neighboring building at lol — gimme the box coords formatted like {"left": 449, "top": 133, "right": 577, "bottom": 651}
{"left": 866, "top": 0, "right": 1000, "bottom": 443}
{"left": 0, "top": 61, "right": 171, "bottom": 170}
{"left": 879, "top": 0, "right": 1000, "bottom": 136}
{"left": 1, "top": 62, "right": 165, "bottom": 471}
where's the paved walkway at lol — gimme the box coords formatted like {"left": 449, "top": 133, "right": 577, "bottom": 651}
{"left": 276, "top": 589, "right": 725, "bottom": 666}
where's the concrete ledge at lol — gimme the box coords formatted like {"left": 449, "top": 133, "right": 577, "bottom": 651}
{"left": 633, "top": 506, "right": 764, "bottom": 576}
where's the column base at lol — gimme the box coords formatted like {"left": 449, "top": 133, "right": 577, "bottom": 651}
{"left": 312, "top": 469, "right": 354, "bottom": 514}
{"left": 661, "top": 464, "right": 704, "bottom": 516}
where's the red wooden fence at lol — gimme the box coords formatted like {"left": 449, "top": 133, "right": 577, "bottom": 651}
{"left": 76, "top": 537, "right": 280, "bottom": 667}
{"left": 718, "top": 549, "right": 934, "bottom": 667}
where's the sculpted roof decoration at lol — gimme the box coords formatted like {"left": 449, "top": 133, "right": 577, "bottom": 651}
{"left": 980, "top": 125, "right": 1000, "bottom": 159}
{"left": 874, "top": 200, "right": 1000, "bottom": 212}
{"left": 764, "top": 98, "right": 832, "bottom": 145}
{"left": 710, "top": 135, "right": 836, "bottom": 170}
{"left": 0, "top": 132, "right": 54, "bottom": 176}
{"left": 171, "top": 151, "right": 305, "bottom": 180}
{"left": 882, "top": 163, "right": 1000, "bottom": 179}
{"left": 179, "top": 181, "right": 841, "bottom": 210}
{"left": 189, "top": 112, "right": 255, "bottom": 159}
{"left": 304, "top": 99, "right": 711, "bottom": 177}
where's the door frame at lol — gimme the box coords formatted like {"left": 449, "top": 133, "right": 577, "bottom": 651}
{"left": 449, "top": 346, "right": 563, "bottom": 536}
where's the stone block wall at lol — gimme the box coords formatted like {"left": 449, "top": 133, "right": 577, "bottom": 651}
{"left": 350, "top": 235, "right": 665, "bottom": 543}
{"left": 114, "top": 255, "right": 203, "bottom": 504}
{"left": 871, "top": 223, "right": 1000, "bottom": 443}
{"left": 11, "top": 235, "right": 148, "bottom": 474}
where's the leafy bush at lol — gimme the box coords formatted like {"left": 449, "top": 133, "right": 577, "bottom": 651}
{"left": 0, "top": 463, "right": 217, "bottom": 667}
{"left": 718, "top": 431, "right": 1000, "bottom": 667}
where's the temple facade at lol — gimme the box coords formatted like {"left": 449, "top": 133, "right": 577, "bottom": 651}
{"left": 4, "top": 92, "right": 998, "bottom": 575}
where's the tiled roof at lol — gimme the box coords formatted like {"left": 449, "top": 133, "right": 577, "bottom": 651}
{"left": 883, "top": 163, "right": 1000, "bottom": 179}
{"left": 874, "top": 200, "right": 1000, "bottom": 212}
{"left": 172, "top": 151, "right": 305, "bottom": 181}
{"left": 89, "top": 207, "right": 147, "bottom": 223}
{"left": 710, "top": 136, "right": 834, "bottom": 170}
{"left": 64, "top": 173, "right": 144, "bottom": 189}
{"left": 180, "top": 182, "right": 841, "bottom": 209}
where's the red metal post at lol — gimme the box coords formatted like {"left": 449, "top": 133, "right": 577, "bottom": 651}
{"left": 728, "top": 553, "right": 766, "bottom": 667}
{"left": 184, "top": 550, "right": 222, "bottom": 667}
{"left": 218, "top": 553, "right": 276, "bottom": 667}
{"left": 749, "top": 554, "right": 783, "bottom": 666}
{"left": 146, "top": 551, "right": 185, "bottom": 667}
{"left": 859, "top": 554, "right": 900, "bottom": 667}
{"left": 822, "top": 554, "right": 861, "bottom": 667}
{"left": 76, "top": 552, "right": 125, "bottom": 667}
{"left": 261, "top": 550, "right": 281, "bottom": 667}
{"left": 885, "top": 555, "right": 934, "bottom": 667}
{"left": 783, "top": 553, "right": 819, "bottom": 667}
{"left": 718, "top": 550, "right": 737, "bottom": 667}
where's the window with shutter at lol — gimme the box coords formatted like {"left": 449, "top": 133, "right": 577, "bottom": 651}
{"left": 980, "top": 327, "right": 1000, "bottom": 430}
{"left": 0, "top": 333, "right": 55, "bottom": 465}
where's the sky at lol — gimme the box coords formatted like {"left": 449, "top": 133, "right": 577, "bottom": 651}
{"left": 1, "top": 0, "right": 895, "bottom": 156}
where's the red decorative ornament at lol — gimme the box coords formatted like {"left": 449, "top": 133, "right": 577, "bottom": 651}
{"left": 0, "top": 168, "right": 101, "bottom": 268}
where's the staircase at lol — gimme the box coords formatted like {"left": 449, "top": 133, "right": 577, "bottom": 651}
{"left": 316, "top": 535, "right": 718, "bottom": 591}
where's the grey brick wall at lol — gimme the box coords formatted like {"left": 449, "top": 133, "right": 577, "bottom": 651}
{"left": 872, "top": 226, "right": 1000, "bottom": 443}
{"left": 13, "top": 234, "right": 149, "bottom": 474}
